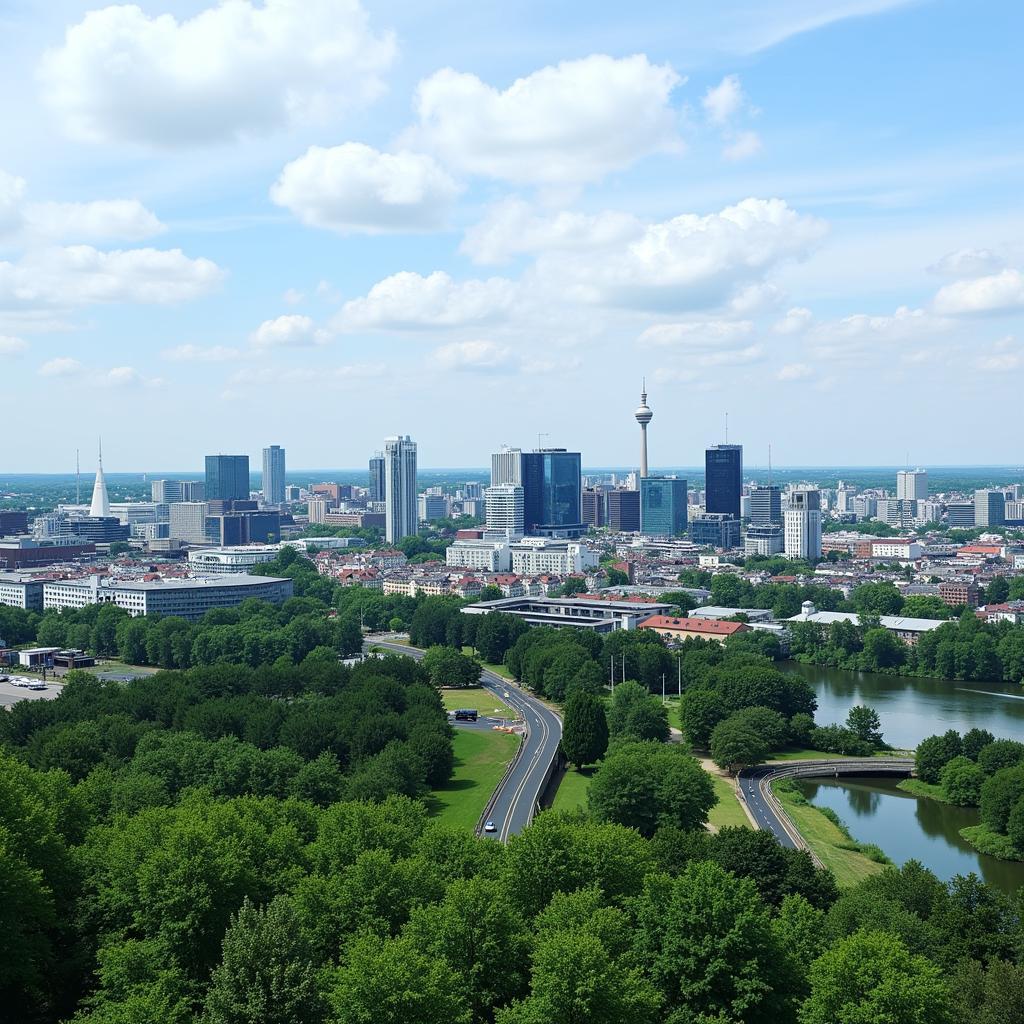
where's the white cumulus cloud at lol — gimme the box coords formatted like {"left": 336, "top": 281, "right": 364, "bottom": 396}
{"left": 161, "top": 343, "right": 241, "bottom": 363}
{"left": 462, "top": 198, "right": 642, "bottom": 264}
{"left": 933, "top": 269, "right": 1024, "bottom": 315}
{"left": 25, "top": 199, "right": 164, "bottom": 242}
{"left": 336, "top": 271, "right": 518, "bottom": 330}
{"left": 772, "top": 307, "right": 813, "bottom": 334}
{"left": 703, "top": 75, "right": 746, "bottom": 124}
{"left": 409, "top": 54, "right": 683, "bottom": 184}
{"left": 250, "top": 314, "right": 328, "bottom": 349}
{"left": 433, "top": 340, "right": 513, "bottom": 372}
{"left": 638, "top": 320, "right": 754, "bottom": 348}
{"left": 927, "top": 247, "right": 1005, "bottom": 278}
{"left": 39, "top": 356, "right": 82, "bottom": 377}
{"left": 539, "top": 197, "right": 825, "bottom": 311}
{"left": 0, "top": 246, "right": 224, "bottom": 307}
{"left": 39, "top": 0, "right": 395, "bottom": 146}
{"left": 777, "top": 362, "right": 814, "bottom": 381}
{"left": 723, "top": 131, "right": 763, "bottom": 161}
{"left": 271, "top": 143, "right": 460, "bottom": 233}
{"left": 0, "top": 334, "right": 28, "bottom": 355}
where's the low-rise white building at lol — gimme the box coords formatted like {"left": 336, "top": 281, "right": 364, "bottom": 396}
{"left": 509, "top": 538, "right": 599, "bottom": 575}
{"left": 42, "top": 574, "right": 293, "bottom": 621}
{"left": 446, "top": 539, "right": 511, "bottom": 572}
{"left": 871, "top": 539, "right": 923, "bottom": 561}
{"left": 187, "top": 545, "right": 282, "bottom": 573}
{"left": 0, "top": 572, "right": 45, "bottom": 610}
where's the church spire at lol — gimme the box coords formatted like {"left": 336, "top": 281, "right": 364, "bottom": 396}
{"left": 89, "top": 439, "right": 110, "bottom": 518}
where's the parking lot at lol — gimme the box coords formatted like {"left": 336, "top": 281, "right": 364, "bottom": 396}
{"left": 0, "top": 677, "right": 62, "bottom": 707}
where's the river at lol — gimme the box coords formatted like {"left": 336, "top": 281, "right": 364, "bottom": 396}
{"left": 787, "top": 661, "right": 1024, "bottom": 749}
{"left": 792, "top": 777, "right": 1024, "bottom": 895}
{"left": 788, "top": 662, "right": 1024, "bottom": 894}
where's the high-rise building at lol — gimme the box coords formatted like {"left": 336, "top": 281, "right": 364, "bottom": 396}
{"left": 169, "top": 502, "right": 210, "bottom": 543}
{"left": 946, "top": 503, "right": 975, "bottom": 527}
{"left": 491, "top": 446, "right": 524, "bottom": 486}
{"left": 582, "top": 487, "right": 606, "bottom": 528}
{"left": 521, "top": 449, "right": 582, "bottom": 533}
{"left": 897, "top": 469, "right": 928, "bottom": 501}
{"left": 308, "top": 497, "right": 328, "bottom": 524}
{"left": 418, "top": 494, "right": 448, "bottom": 522}
{"left": 262, "top": 445, "right": 286, "bottom": 505}
{"left": 975, "top": 489, "right": 1006, "bottom": 527}
{"left": 151, "top": 479, "right": 182, "bottom": 503}
{"left": 635, "top": 382, "right": 653, "bottom": 478}
{"left": 485, "top": 484, "right": 525, "bottom": 535}
{"left": 745, "top": 524, "right": 784, "bottom": 556}
{"left": 463, "top": 482, "right": 483, "bottom": 500}
{"left": 606, "top": 490, "right": 641, "bottom": 532}
{"left": 369, "top": 455, "right": 386, "bottom": 503}
{"left": 749, "top": 485, "right": 782, "bottom": 526}
{"left": 180, "top": 480, "right": 205, "bottom": 501}
{"left": 385, "top": 435, "right": 418, "bottom": 543}
{"left": 640, "top": 477, "right": 688, "bottom": 537}
{"left": 784, "top": 489, "right": 822, "bottom": 560}
{"left": 705, "top": 444, "right": 743, "bottom": 519}
{"left": 690, "top": 513, "right": 741, "bottom": 549}
{"left": 205, "top": 455, "right": 250, "bottom": 502}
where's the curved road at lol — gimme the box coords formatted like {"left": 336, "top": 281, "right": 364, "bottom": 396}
{"left": 738, "top": 758, "right": 916, "bottom": 860}
{"left": 363, "top": 638, "right": 562, "bottom": 841}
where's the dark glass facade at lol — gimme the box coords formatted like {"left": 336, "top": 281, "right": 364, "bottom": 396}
{"left": 205, "top": 455, "right": 250, "bottom": 501}
{"left": 749, "top": 485, "right": 781, "bottom": 525}
{"left": 522, "top": 450, "right": 582, "bottom": 531}
{"left": 607, "top": 489, "right": 640, "bottom": 532}
{"left": 368, "top": 456, "right": 386, "bottom": 502}
{"left": 640, "top": 477, "right": 688, "bottom": 536}
{"left": 705, "top": 445, "right": 742, "bottom": 519}
{"left": 690, "top": 513, "right": 741, "bottom": 549}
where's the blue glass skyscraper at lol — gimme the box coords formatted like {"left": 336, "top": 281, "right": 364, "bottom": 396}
{"left": 640, "top": 477, "right": 688, "bottom": 536}
{"left": 521, "top": 449, "right": 582, "bottom": 532}
{"left": 705, "top": 444, "right": 742, "bottom": 519}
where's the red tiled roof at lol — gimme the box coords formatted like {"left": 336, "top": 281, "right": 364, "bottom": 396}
{"left": 638, "top": 615, "right": 749, "bottom": 635}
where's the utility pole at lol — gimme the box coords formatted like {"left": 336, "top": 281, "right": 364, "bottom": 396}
{"left": 677, "top": 658, "right": 682, "bottom": 700}
{"left": 661, "top": 673, "right": 666, "bottom": 704}
{"left": 621, "top": 653, "right": 626, "bottom": 685}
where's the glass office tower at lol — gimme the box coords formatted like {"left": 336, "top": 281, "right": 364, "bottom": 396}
{"left": 521, "top": 449, "right": 582, "bottom": 531}
{"left": 205, "top": 455, "right": 250, "bottom": 502}
{"left": 262, "top": 445, "right": 286, "bottom": 505}
{"left": 640, "top": 477, "right": 688, "bottom": 536}
{"left": 705, "top": 444, "right": 742, "bottom": 519}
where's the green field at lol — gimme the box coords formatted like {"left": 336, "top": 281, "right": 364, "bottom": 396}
{"left": 441, "top": 688, "right": 517, "bottom": 719}
{"left": 898, "top": 778, "right": 950, "bottom": 803}
{"left": 707, "top": 773, "right": 751, "bottom": 830}
{"left": 460, "top": 647, "right": 514, "bottom": 680}
{"left": 773, "top": 783, "right": 887, "bottom": 887}
{"left": 425, "top": 728, "right": 522, "bottom": 830}
{"left": 550, "top": 767, "right": 594, "bottom": 814}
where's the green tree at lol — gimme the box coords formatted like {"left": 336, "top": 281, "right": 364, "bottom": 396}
{"left": 939, "top": 756, "right": 985, "bottom": 806}
{"left": 560, "top": 691, "right": 609, "bottom": 768}
{"left": 852, "top": 581, "right": 904, "bottom": 615}
{"left": 710, "top": 716, "right": 770, "bottom": 773}
{"left": 961, "top": 728, "right": 995, "bottom": 761}
{"left": 799, "top": 930, "right": 952, "bottom": 1024}
{"left": 985, "top": 576, "right": 1010, "bottom": 604}
{"left": 405, "top": 876, "right": 530, "bottom": 1024}
{"left": 861, "top": 627, "right": 906, "bottom": 670}
{"left": 420, "top": 645, "right": 482, "bottom": 688}
{"left": 678, "top": 688, "right": 729, "bottom": 748}
{"left": 727, "top": 706, "right": 789, "bottom": 751}
{"left": 845, "top": 705, "right": 883, "bottom": 747}
{"left": 634, "top": 861, "right": 795, "bottom": 1023}
{"left": 202, "top": 896, "right": 325, "bottom": 1024}
{"left": 496, "top": 928, "right": 660, "bottom": 1024}
{"left": 328, "top": 933, "right": 470, "bottom": 1024}
{"left": 981, "top": 765, "right": 1024, "bottom": 834}
{"left": 977, "top": 739, "right": 1024, "bottom": 775}
{"left": 559, "top": 576, "right": 588, "bottom": 597}
{"left": 915, "top": 731, "right": 962, "bottom": 784}
{"left": 607, "top": 681, "right": 668, "bottom": 742}
{"left": 587, "top": 742, "right": 715, "bottom": 837}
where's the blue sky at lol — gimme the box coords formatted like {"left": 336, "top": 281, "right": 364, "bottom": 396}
{"left": 1, "top": 0, "right": 1022, "bottom": 472}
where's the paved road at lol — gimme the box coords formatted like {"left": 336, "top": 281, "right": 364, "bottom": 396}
{"left": 738, "top": 758, "right": 916, "bottom": 855}
{"left": 364, "top": 638, "right": 562, "bottom": 840}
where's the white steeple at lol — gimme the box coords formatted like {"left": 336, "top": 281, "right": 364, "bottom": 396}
{"left": 89, "top": 440, "right": 110, "bottom": 518}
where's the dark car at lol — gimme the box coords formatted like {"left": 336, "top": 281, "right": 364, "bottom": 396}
{"left": 454, "top": 708, "right": 479, "bottom": 721}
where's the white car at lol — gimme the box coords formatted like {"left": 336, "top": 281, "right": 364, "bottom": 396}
{"left": 483, "top": 820, "right": 497, "bottom": 833}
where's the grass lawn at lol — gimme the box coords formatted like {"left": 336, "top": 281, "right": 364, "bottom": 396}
{"left": 460, "top": 647, "right": 514, "bottom": 680}
{"left": 425, "top": 728, "right": 522, "bottom": 830}
{"left": 551, "top": 767, "right": 595, "bottom": 814}
{"left": 707, "top": 773, "right": 751, "bottom": 830}
{"left": 898, "top": 779, "right": 950, "bottom": 803}
{"left": 773, "top": 783, "right": 887, "bottom": 887}
{"left": 767, "top": 747, "right": 898, "bottom": 762}
{"left": 441, "top": 688, "right": 517, "bottom": 719}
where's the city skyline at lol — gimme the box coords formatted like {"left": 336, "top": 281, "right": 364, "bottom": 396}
{"left": 2, "top": 2, "right": 1023, "bottom": 469}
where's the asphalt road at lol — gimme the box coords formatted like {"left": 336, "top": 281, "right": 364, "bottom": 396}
{"left": 739, "top": 758, "right": 917, "bottom": 853}
{"left": 364, "top": 638, "right": 563, "bottom": 840}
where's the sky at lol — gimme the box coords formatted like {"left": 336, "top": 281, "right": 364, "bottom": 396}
{"left": 1, "top": 0, "right": 1022, "bottom": 473}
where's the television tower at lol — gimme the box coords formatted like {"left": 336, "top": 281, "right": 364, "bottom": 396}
{"left": 635, "top": 380, "right": 653, "bottom": 478}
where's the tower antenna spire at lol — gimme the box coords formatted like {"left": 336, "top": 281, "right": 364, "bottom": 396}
{"left": 76, "top": 449, "right": 80, "bottom": 504}
{"left": 725, "top": 412, "right": 729, "bottom": 445}
{"left": 768, "top": 443, "right": 773, "bottom": 487}
{"left": 635, "top": 379, "right": 653, "bottom": 478}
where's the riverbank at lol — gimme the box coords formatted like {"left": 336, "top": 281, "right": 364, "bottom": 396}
{"left": 773, "top": 779, "right": 890, "bottom": 886}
